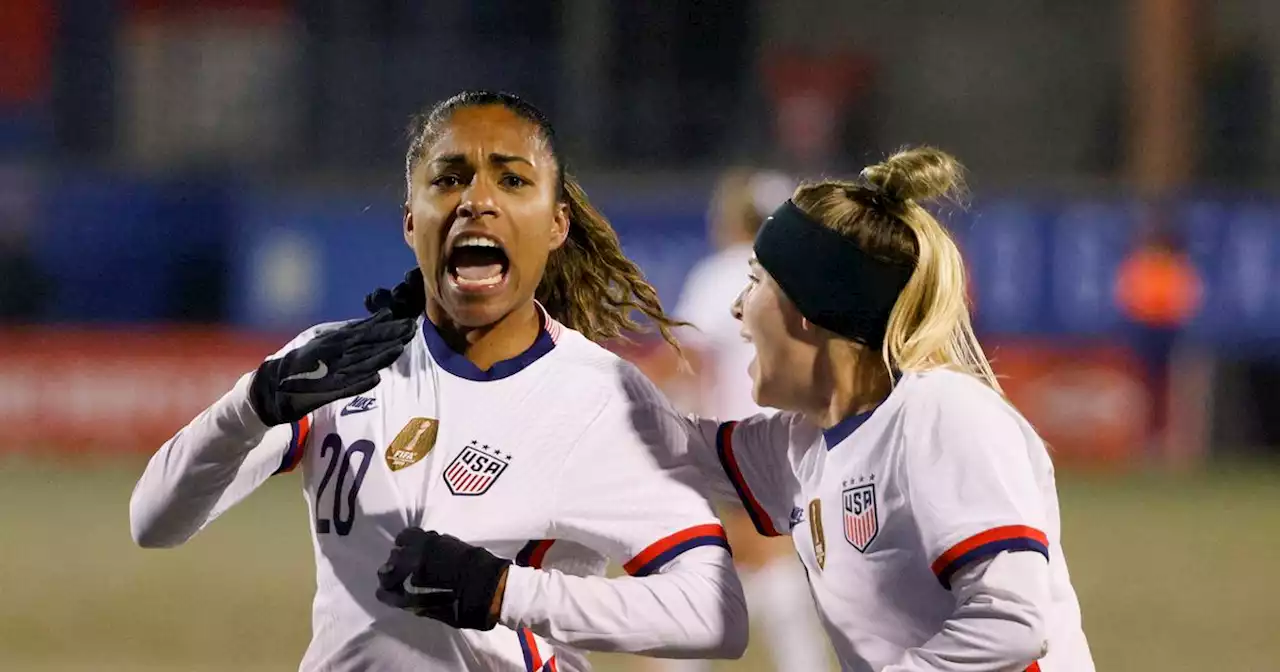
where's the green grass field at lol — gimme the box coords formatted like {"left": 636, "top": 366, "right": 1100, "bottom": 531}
{"left": 3, "top": 459, "right": 1278, "bottom": 671}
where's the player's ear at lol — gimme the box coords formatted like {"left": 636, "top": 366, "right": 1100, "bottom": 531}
{"left": 403, "top": 204, "right": 415, "bottom": 249}
{"left": 549, "top": 202, "right": 569, "bottom": 251}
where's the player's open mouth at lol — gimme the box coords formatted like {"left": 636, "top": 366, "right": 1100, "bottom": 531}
{"left": 446, "top": 234, "right": 510, "bottom": 293}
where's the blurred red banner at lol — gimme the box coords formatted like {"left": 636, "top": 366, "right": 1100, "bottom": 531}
{"left": 0, "top": 328, "right": 280, "bottom": 455}
{"left": 0, "top": 330, "right": 1156, "bottom": 467}
{"left": 988, "top": 340, "right": 1153, "bottom": 467}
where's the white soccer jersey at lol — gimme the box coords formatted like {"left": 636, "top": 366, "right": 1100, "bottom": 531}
{"left": 130, "top": 307, "right": 745, "bottom": 671}
{"left": 676, "top": 369, "right": 1095, "bottom": 672}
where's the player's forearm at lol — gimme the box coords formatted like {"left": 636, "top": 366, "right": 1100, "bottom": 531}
{"left": 884, "top": 551, "right": 1049, "bottom": 672}
{"left": 499, "top": 546, "right": 749, "bottom": 659}
{"left": 129, "top": 371, "right": 270, "bottom": 548}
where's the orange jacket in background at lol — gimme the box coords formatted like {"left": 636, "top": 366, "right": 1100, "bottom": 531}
{"left": 1114, "top": 248, "right": 1203, "bottom": 328}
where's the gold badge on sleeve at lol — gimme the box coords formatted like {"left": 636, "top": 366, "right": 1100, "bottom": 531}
{"left": 385, "top": 418, "right": 439, "bottom": 471}
{"left": 809, "top": 498, "right": 826, "bottom": 570}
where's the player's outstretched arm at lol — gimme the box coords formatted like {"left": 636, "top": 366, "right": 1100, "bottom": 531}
{"left": 374, "top": 528, "right": 748, "bottom": 658}
{"left": 499, "top": 542, "right": 747, "bottom": 659}
{"left": 374, "top": 490, "right": 749, "bottom": 662}
{"left": 130, "top": 311, "right": 415, "bottom": 548}
{"left": 129, "top": 371, "right": 287, "bottom": 548}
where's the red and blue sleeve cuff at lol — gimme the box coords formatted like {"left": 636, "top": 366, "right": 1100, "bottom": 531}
{"left": 515, "top": 539, "right": 555, "bottom": 569}
{"left": 930, "top": 525, "right": 1049, "bottom": 590}
{"left": 623, "top": 523, "right": 731, "bottom": 577}
{"left": 272, "top": 414, "right": 311, "bottom": 475}
{"left": 517, "top": 627, "right": 558, "bottom": 671}
{"left": 714, "top": 421, "right": 782, "bottom": 537}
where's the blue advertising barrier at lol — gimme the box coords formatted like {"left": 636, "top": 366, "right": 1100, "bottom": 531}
{"left": 27, "top": 171, "right": 1280, "bottom": 351}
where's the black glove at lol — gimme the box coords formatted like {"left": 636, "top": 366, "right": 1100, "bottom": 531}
{"left": 365, "top": 267, "right": 427, "bottom": 319}
{"left": 375, "top": 528, "right": 510, "bottom": 631}
{"left": 248, "top": 309, "right": 417, "bottom": 427}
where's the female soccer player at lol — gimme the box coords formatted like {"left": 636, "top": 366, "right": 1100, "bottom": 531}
{"left": 130, "top": 91, "right": 747, "bottom": 672}
{"left": 372, "top": 146, "right": 1096, "bottom": 670}
{"left": 681, "top": 147, "right": 1096, "bottom": 671}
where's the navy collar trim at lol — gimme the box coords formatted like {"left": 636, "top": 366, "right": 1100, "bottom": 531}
{"left": 822, "top": 372, "right": 903, "bottom": 449}
{"left": 421, "top": 305, "right": 557, "bottom": 382}
{"left": 821, "top": 407, "right": 878, "bottom": 450}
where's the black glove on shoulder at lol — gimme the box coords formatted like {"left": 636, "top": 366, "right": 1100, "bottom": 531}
{"left": 365, "top": 268, "right": 427, "bottom": 320}
{"left": 375, "top": 528, "right": 510, "bottom": 631}
{"left": 249, "top": 309, "right": 417, "bottom": 427}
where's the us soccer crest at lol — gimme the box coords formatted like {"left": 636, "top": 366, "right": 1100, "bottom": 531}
{"left": 843, "top": 480, "right": 879, "bottom": 552}
{"left": 443, "top": 441, "right": 509, "bottom": 496}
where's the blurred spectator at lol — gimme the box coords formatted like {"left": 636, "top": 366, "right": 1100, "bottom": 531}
{"left": 1114, "top": 215, "right": 1203, "bottom": 453}
{"left": 672, "top": 169, "right": 793, "bottom": 421}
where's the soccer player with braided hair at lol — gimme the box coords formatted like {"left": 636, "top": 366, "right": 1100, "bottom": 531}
{"left": 131, "top": 91, "right": 748, "bottom": 671}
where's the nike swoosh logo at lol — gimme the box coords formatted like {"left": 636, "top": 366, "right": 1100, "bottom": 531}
{"left": 340, "top": 399, "right": 377, "bottom": 416}
{"left": 281, "top": 360, "right": 328, "bottom": 383}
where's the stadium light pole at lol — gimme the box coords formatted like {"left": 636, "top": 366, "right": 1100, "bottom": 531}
{"left": 1126, "top": 0, "right": 1202, "bottom": 195}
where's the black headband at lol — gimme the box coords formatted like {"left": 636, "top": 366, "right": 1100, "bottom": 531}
{"left": 753, "top": 200, "right": 914, "bottom": 349}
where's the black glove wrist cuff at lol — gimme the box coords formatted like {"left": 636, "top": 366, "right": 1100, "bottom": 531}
{"left": 456, "top": 550, "right": 511, "bottom": 631}
{"left": 248, "top": 361, "right": 285, "bottom": 427}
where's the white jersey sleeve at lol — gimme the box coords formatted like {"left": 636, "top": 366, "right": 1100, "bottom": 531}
{"left": 899, "top": 376, "right": 1051, "bottom": 590}
{"left": 499, "top": 364, "right": 748, "bottom": 658}
{"left": 500, "top": 545, "right": 746, "bottom": 659}
{"left": 883, "top": 551, "right": 1050, "bottom": 672}
{"left": 684, "top": 412, "right": 804, "bottom": 538}
{"left": 128, "top": 327, "right": 326, "bottom": 548}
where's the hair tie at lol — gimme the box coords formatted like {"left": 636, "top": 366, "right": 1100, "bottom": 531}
{"left": 845, "top": 182, "right": 896, "bottom": 210}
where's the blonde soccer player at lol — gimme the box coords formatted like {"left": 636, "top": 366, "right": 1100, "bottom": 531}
{"left": 130, "top": 91, "right": 748, "bottom": 672}
{"left": 674, "top": 147, "right": 1096, "bottom": 671}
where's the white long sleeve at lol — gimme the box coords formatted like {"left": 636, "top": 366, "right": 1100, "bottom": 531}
{"left": 498, "top": 545, "right": 748, "bottom": 660}
{"left": 884, "top": 551, "right": 1050, "bottom": 672}
{"left": 129, "top": 371, "right": 291, "bottom": 548}
{"left": 679, "top": 412, "right": 806, "bottom": 537}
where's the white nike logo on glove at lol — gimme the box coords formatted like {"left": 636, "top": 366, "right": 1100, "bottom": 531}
{"left": 281, "top": 361, "right": 328, "bottom": 382}
{"left": 403, "top": 578, "right": 453, "bottom": 596}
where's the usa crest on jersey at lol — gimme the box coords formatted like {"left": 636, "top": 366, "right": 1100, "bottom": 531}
{"left": 443, "top": 441, "right": 509, "bottom": 496}
{"left": 843, "top": 481, "right": 879, "bottom": 552}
